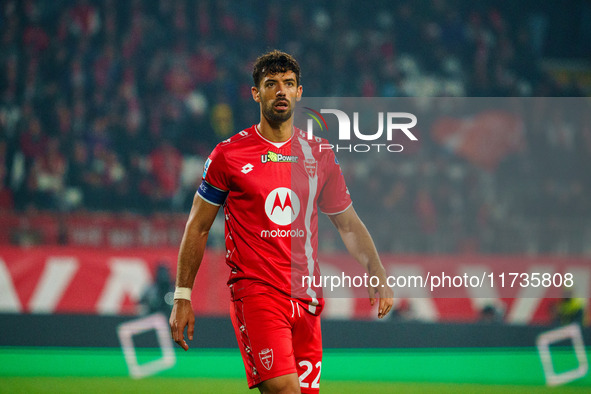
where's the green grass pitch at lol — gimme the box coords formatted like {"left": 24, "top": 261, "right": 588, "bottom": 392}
{"left": 1, "top": 347, "right": 590, "bottom": 392}
{"left": 1, "top": 377, "right": 590, "bottom": 393}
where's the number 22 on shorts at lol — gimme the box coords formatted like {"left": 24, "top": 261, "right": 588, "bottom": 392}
{"left": 298, "top": 360, "right": 321, "bottom": 389}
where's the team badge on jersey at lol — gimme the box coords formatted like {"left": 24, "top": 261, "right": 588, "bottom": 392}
{"left": 304, "top": 159, "right": 317, "bottom": 178}
{"left": 259, "top": 348, "right": 273, "bottom": 370}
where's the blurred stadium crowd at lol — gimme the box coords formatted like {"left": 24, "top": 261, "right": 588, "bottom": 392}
{"left": 1, "top": 0, "right": 590, "bottom": 254}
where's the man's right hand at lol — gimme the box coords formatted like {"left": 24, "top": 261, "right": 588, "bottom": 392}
{"left": 169, "top": 299, "right": 195, "bottom": 351}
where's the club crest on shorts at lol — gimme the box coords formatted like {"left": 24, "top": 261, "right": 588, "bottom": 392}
{"left": 259, "top": 348, "right": 273, "bottom": 370}
{"left": 304, "top": 159, "right": 317, "bottom": 178}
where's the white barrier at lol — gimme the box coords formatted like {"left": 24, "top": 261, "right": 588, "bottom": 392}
{"left": 536, "top": 323, "right": 588, "bottom": 386}
{"left": 117, "top": 313, "right": 176, "bottom": 379}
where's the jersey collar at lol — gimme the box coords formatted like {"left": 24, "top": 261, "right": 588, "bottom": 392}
{"left": 254, "top": 124, "right": 292, "bottom": 149}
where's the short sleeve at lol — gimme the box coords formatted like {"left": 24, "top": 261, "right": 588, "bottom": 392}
{"left": 202, "top": 145, "right": 229, "bottom": 190}
{"left": 317, "top": 148, "right": 352, "bottom": 215}
{"left": 197, "top": 145, "right": 230, "bottom": 206}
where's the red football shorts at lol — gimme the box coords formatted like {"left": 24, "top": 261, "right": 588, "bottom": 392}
{"left": 230, "top": 290, "right": 322, "bottom": 393}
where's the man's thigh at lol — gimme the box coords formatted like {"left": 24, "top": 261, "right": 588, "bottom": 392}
{"left": 231, "top": 293, "right": 297, "bottom": 389}
{"left": 230, "top": 294, "right": 322, "bottom": 393}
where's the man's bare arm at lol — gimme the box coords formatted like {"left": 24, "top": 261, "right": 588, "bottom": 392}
{"left": 169, "top": 192, "right": 220, "bottom": 350}
{"left": 328, "top": 205, "right": 394, "bottom": 319}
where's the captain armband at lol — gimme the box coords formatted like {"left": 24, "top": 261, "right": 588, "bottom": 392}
{"left": 196, "top": 180, "right": 229, "bottom": 206}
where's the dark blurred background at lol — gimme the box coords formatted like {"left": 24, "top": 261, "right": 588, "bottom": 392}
{"left": 0, "top": 0, "right": 590, "bottom": 254}
{"left": 1, "top": 1, "right": 591, "bottom": 388}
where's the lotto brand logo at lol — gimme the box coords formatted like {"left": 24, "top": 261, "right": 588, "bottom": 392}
{"left": 241, "top": 163, "right": 254, "bottom": 174}
{"left": 264, "top": 187, "right": 300, "bottom": 225}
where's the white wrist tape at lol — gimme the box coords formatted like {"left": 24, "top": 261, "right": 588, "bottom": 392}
{"left": 174, "top": 287, "right": 192, "bottom": 301}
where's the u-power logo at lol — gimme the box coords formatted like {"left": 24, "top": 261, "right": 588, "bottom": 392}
{"left": 304, "top": 107, "right": 417, "bottom": 152}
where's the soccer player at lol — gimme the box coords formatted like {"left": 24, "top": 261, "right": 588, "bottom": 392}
{"left": 169, "top": 50, "right": 393, "bottom": 393}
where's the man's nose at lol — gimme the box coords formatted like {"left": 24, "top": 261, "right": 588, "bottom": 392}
{"left": 276, "top": 84, "right": 286, "bottom": 96}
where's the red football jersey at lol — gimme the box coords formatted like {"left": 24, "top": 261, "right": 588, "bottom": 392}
{"left": 198, "top": 125, "right": 352, "bottom": 315}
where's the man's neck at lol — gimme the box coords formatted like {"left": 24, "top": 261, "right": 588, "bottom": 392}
{"left": 257, "top": 118, "right": 293, "bottom": 142}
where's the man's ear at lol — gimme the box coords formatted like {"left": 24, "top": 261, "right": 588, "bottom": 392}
{"left": 296, "top": 85, "right": 303, "bottom": 102}
{"left": 251, "top": 86, "right": 261, "bottom": 103}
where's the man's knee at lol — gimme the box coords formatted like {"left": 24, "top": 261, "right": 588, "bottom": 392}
{"left": 258, "top": 373, "right": 300, "bottom": 394}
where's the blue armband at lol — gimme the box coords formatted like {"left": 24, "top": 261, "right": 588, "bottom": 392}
{"left": 197, "top": 180, "right": 228, "bottom": 206}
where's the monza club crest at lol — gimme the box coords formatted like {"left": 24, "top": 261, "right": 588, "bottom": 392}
{"left": 259, "top": 348, "right": 273, "bottom": 370}
{"left": 304, "top": 159, "right": 317, "bottom": 178}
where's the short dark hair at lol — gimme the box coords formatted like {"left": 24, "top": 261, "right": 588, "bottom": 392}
{"left": 252, "top": 50, "right": 301, "bottom": 88}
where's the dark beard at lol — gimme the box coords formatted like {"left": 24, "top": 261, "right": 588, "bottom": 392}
{"left": 262, "top": 101, "right": 293, "bottom": 125}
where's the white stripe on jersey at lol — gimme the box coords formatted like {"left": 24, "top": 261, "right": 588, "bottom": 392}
{"left": 299, "top": 137, "right": 318, "bottom": 314}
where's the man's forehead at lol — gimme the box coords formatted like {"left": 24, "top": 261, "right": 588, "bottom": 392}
{"left": 261, "top": 71, "right": 297, "bottom": 82}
